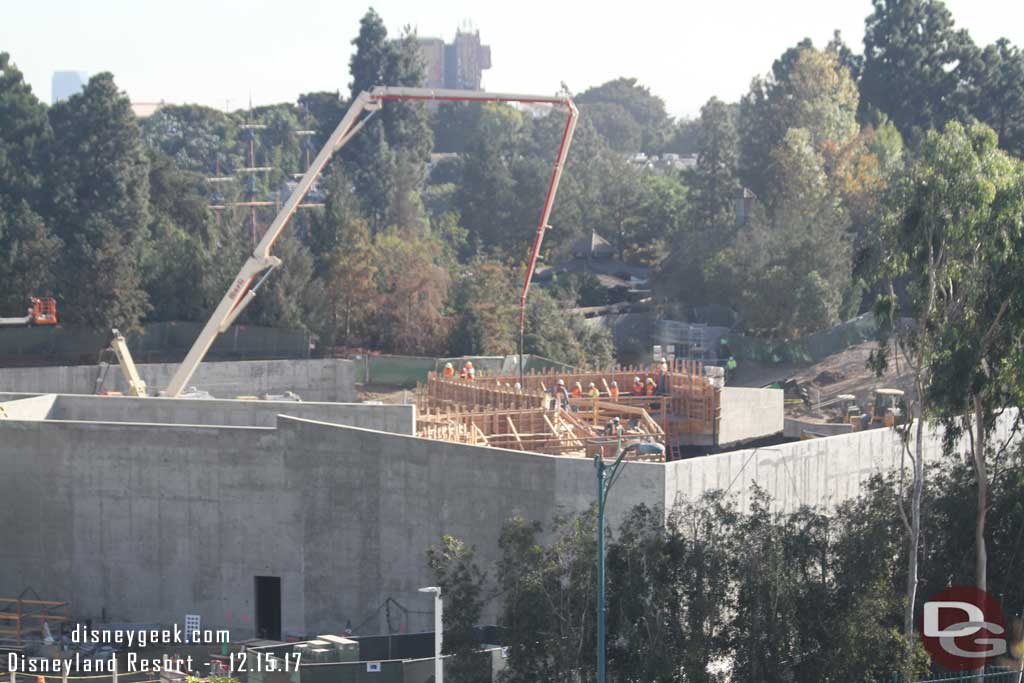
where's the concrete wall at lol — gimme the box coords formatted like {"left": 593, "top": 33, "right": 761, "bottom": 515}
{"left": 0, "top": 394, "right": 57, "bottom": 420}
{"left": 717, "top": 387, "right": 784, "bottom": 445}
{"left": 0, "top": 358, "right": 357, "bottom": 402}
{"left": 666, "top": 412, "right": 1017, "bottom": 514}
{"left": 783, "top": 417, "right": 854, "bottom": 439}
{"left": 41, "top": 394, "right": 414, "bottom": 435}
{"left": 0, "top": 416, "right": 661, "bottom": 639}
{"left": 2, "top": 398, "right": 1011, "bottom": 642}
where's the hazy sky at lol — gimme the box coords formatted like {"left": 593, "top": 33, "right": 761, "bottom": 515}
{"left": 3, "top": 0, "right": 1023, "bottom": 118}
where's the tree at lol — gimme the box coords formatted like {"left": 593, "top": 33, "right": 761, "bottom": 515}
{"left": 739, "top": 44, "right": 860, "bottom": 204}
{"left": 576, "top": 78, "right": 672, "bottom": 153}
{"left": 964, "top": 38, "right": 1024, "bottom": 158}
{"left": 141, "top": 152, "right": 226, "bottom": 322}
{"left": 307, "top": 167, "right": 378, "bottom": 347}
{"left": 448, "top": 258, "right": 518, "bottom": 356}
{"left": 708, "top": 127, "right": 852, "bottom": 336}
{"left": 523, "top": 288, "right": 614, "bottom": 368}
{"left": 497, "top": 512, "right": 597, "bottom": 682}
{"left": 577, "top": 101, "right": 643, "bottom": 153}
{"left": 860, "top": 0, "right": 975, "bottom": 138}
{"left": 370, "top": 229, "right": 450, "bottom": 355}
{"left": 344, "top": 11, "right": 431, "bottom": 233}
{"left": 0, "top": 53, "right": 59, "bottom": 313}
{"left": 426, "top": 535, "right": 487, "bottom": 683}
{"left": 141, "top": 104, "right": 240, "bottom": 175}
{"left": 0, "top": 201, "right": 60, "bottom": 314}
{"left": 657, "top": 96, "right": 739, "bottom": 309}
{"left": 47, "top": 72, "right": 151, "bottom": 329}
{"left": 874, "top": 121, "right": 1024, "bottom": 672}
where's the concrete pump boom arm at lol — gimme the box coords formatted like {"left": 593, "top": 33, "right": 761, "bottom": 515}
{"left": 162, "top": 86, "right": 577, "bottom": 397}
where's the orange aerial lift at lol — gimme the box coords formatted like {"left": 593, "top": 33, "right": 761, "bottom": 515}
{"left": 0, "top": 297, "right": 57, "bottom": 327}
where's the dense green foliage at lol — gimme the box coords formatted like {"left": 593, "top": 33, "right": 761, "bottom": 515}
{"left": 434, "top": 448, "right": 1024, "bottom": 681}
{"left": 3, "top": 0, "right": 1024, "bottom": 361}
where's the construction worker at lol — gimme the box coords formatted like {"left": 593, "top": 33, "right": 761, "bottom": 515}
{"left": 657, "top": 362, "right": 669, "bottom": 395}
{"left": 554, "top": 378, "right": 570, "bottom": 409}
{"left": 726, "top": 356, "right": 737, "bottom": 382}
{"left": 513, "top": 382, "right": 522, "bottom": 394}
{"left": 571, "top": 381, "right": 583, "bottom": 399}
{"left": 645, "top": 377, "right": 656, "bottom": 396}
{"left": 443, "top": 362, "right": 454, "bottom": 378}
{"left": 632, "top": 376, "right": 643, "bottom": 395}
{"left": 463, "top": 361, "right": 475, "bottom": 381}
{"left": 587, "top": 382, "right": 600, "bottom": 398}
{"left": 604, "top": 416, "right": 623, "bottom": 437}
{"left": 609, "top": 380, "right": 620, "bottom": 399}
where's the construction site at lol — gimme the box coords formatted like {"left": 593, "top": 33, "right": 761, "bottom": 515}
{"left": 0, "top": 81, "right": 989, "bottom": 683}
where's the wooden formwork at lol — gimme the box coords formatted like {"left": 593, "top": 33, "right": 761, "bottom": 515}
{"left": 416, "top": 404, "right": 665, "bottom": 460}
{"left": 0, "top": 597, "right": 69, "bottom": 644}
{"left": 417, "top": 360, "right": 719, "bottom": 458}
{"left": 418, "top": 374, "right": 546, "bottom": 412}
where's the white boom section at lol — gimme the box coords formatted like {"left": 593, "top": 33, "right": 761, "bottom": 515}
{"left": 162, "top": 86, "right": 574, "bottom": 397}
{"left": 0, "top": 314, "right": 32, "bottom": 327}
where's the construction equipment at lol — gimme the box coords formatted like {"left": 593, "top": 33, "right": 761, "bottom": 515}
{"left": 107, "top": 329, "right": 147, "bottom": 397}
{"left": 869, "top": 388, "right": 904, "bottom": 427}
{"left": 0, "top": 297, "right": 57, "bottom": 327}
{"left": 112, "top": 86, "right": 577, "bottom": 398}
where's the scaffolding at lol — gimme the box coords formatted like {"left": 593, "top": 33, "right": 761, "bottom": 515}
{"left": 416, "top": 360, "right": 720, "bottom": 460}
{"left": 0, "top": 596, "right": 69, "bottom": 645}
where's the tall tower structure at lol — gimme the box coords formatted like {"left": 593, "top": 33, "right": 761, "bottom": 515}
{"left": 51, "top": 71, "right": 88, "bottom": 103}
{"left": 414, "top": 25, "right": 491, "bottom": 91}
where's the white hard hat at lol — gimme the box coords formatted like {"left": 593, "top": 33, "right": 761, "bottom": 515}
{"left": 588, "top": 382, "right": 595, "bottom": 388}
{"left": 611, "top": 380, "right": 618, "bottom": 386}
{"left": 557, "top": 379, "right": 565, "bottom": 385}
{"left": 634, "top": 376, "right": 640, "bottom": 383}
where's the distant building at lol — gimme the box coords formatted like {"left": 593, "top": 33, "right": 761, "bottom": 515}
{"left": 131, "top": 101, "right": 167, "bottom": 118}
{"left": 415, "top": 27, "right": 491, "bottom": 91}
{"left": 51, "top": 70, "right": 88, "bottom": 103}
{"left": 534, "top": 230, "right": 651, "bottom": 301}
{"left": 417, "top": 37, "right": 446, "bottom": 89}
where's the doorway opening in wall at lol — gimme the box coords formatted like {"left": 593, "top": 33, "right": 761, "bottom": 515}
{"left": 254, "top": 576, "right": 281, "bottom": 640}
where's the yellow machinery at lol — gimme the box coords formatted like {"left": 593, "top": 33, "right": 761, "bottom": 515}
{"left": 869, "top": 388, "right": 904, "bottom": 427}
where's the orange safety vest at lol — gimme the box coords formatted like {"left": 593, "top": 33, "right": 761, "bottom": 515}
{"left": 645, "top": 383, "right": 655, "bottom": 396}
{"left": 609, "top": 387, "right": 619, "bottom": 399}
{"left": 571, "top": 387, "right": 582, "bottom": 398}
{"left": 633, "top": 383, "right": 643, "bottom": 395}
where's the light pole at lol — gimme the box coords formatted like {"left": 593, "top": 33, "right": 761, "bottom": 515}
{"left": 419, "top": 586, "right": 443, "bottom": 683}
{"left": 595, "top": 440, "right": 664, "bottom": 683}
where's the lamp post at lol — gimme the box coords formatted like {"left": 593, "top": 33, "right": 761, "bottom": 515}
{"left": 419, "top": 586, "right": 442, "bottom": 683}
{"left": 595, "top": 440, "right": 664, "bottom": 683}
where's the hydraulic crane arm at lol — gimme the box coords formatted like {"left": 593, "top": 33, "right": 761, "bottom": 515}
{"left": 161, "top": 86, "right": 577, "bottom": 397}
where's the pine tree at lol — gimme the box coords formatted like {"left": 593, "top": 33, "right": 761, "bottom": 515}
{"left": 0, "top": 52, "right": 59, "bottom": 313}
{"left": 344, "top": 11, "right": 432, "bottom": 233}
{"left": 47, "top": 73, "right": 152, "bottom": 329}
